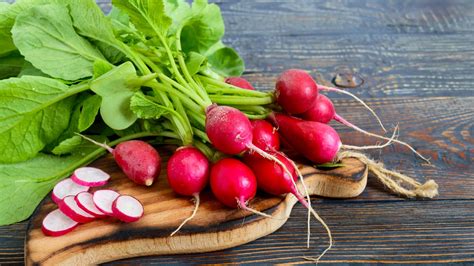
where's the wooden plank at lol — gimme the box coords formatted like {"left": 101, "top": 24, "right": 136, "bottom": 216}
{"left": 105, "top": 200, "right": 474, "bottom": 264}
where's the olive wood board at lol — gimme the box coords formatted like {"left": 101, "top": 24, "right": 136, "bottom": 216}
{"left": 25, "top": 147, "right": 368, "bottom": 265}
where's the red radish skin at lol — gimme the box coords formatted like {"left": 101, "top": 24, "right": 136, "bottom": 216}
{"left": 167, "top": 147, "right": 210, "bottom": 235}
{"left": 58, "top": 196, "right": 95, "bottom": 223}
{"left": 93, "top": 190, "right": 120, "bottom": 216}
{"left": 250, "top": 120, "right": 280, "bottom": 152}
{"left": 167, "top": 147, "right": 210, "bottom": 196}
{"left": 77, "top": 135, "right": 161, "bottom": 186}
{"left": 210, "top": 158, "right": 257, "bottom": 208}
{"left": 52, "top": 178, "right": 89, "bottom": 204}
{"left": 75, "top": 192, "right": 106, "bottom": 218}
{"left": 71, "top": 167, "right": 110, "bottom": 187}
{"left": 225, "top": 77, "right": 256, "bottom": 90}
{"left": 271, "top": 113, "right": 342, "bottom": 164}
{"left": 301, "top": 94, "right": 335, "bottom": 124}
{"left": 42, "top": 209, "right": 79, "bottom": 237}
{"left": 111, "top": 195, "right": 144, "bottom": 223}
{"left": 275, "top": 69, "right": 318, "bottom": 114}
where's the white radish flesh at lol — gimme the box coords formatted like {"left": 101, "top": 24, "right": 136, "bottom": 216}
{"left": 58, "top": 196, "right": 95, "bottom": 223}
{"left": 71, "top": 167, "right": 110, "bottom": 187}
{"left": 42, "top": 209, "right": 79, "bottom": 237}
{"left": 93, "top": 190, "right": 120, "bottom": 216}
{"left": 75, "top": 192, "right": 106, "bottom": 218}
{"left": 112, "top": 195, "right": 144, "bottom": 223}
{"left": 52, "top": 178, "right": 89, "bottom": 204}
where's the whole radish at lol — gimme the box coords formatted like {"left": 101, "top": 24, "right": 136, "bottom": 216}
{"left": 275, "top": 69, "right": 318, "bottom": 114}
{"left": 270, "top": 113, "right": 342, "bottom": 164}
{"left": 78, "top": 135, "right": 161, "bottom": 186}
{"left": 301, "top": 94, "right": 429, "bottom": 162}
{"left": 225, "top": 77, "right": 256, "bottom": 90}
{"left": 250, "top": 120, "right": 280, "bottom": 152}
{"left": 167, "top": 147, "right": 210, "bottom": 236}
{"left": 210, "top": 158, "right": 270, "bottom": 217}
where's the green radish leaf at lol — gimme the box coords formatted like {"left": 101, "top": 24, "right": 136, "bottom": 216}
{"left": 93, "top": 59, "right": 114, "bottom": 79}
{"left": 0, "top": 1, "right": 19, "bottom": 56}
{"left": 0, "top": 76, "right": 85, "bottom": 163}
{"left": 130, "top": 91, "right": 169, "bottom": 119}
{"left": 108, "top": 6, "right": 130, "bottom": 26}
{"left": 78, "top": 94, "right": 101, "bottom": 132}
{"left": 180, "top": 1, "right": 224, "bottom": 54}
{"left": 91, "top": 62, "right": 140, "bottom": 130}
{"left": 112, "top": 0, "right": 172, "bottom": 37}
{"left": 316, "top": 162, "right": 345, "bottom": 169}
{"left": 114, "top": 121, "right": 142, "bottom": 137}
{"left": 207, "top": 46, "right": 244, "bottom": 77}
{"left": 0, "top": 51, "right": 24, "bottom": 79}
{"left": 51, "top": 135, "right": 82, "bottom": 155}
{"left": 163, "top": 0, "right": 192, "bottom": 34}
{"left": 18, "top": 61, "right": 48, "bottom": 78}
{"left": 12, "top": 4, "right": 105, "bottom": 80}
{"left": 0, "top": 138, "right": 108, "bottom": 226}
{"left": 185, "top": 51, "right": 207, "bottom": 76}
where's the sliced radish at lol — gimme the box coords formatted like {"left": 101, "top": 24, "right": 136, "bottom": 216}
{"left": 112, "top": 195, "right": 144, "bottom": 223}
{"left": 52, "top": 178, "right": 89, "bottom": 204}
{"left": 93, "top": 190, "right": 120, "bottom": 216}
{"left": 42, "top": 209, "right": 79, "bottom": 237}
{"left": 71, "top": 167, "right": 110, "bottom": 187}
{"left": 75, "top": 192, "right": 106, "bottom": 218}
{"left": 58, "top": 196, "right": 95, "bottom": 223}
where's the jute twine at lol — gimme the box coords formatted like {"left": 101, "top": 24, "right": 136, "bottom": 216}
{"left": 337, "top": 151, "right": 439, "bottom": 198}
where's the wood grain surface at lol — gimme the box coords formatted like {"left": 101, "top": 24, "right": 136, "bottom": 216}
{"left": 1, "top": 0, "right": 473, "bottom": 264}
{"left": 25, "top": 151, "right": 367, "bottom": 265}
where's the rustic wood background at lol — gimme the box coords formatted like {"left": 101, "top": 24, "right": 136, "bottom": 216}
{"left": 1, "top": 0, "right": 473, "bottom": 264}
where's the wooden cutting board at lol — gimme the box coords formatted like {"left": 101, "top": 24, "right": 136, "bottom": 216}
{"left": 25, "top": 146, "right": 368, "bottom": 265}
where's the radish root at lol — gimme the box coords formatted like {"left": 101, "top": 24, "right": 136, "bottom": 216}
{"left": 75, "top": 133, "right": 114, "bottom": 153}
{"left": 334, "top": 114, "right": 431, "bottom": 164}
{"left": 318, "top": 84, "right": 387, "bottom": 132}
{"left": 237, "top": 199, "right": 273, "bottom": 218}
{"left": 171, "top": 194, "right": 200, "bottom": 236}
{"left": 341, "top": 125, "right": 398, "bottom": 151}
{"left": 337, "top": 151, "right": 438, "bottom": 198}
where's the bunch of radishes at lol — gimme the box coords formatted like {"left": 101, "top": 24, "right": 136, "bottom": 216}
{"left": 42, "top": 167, "right": 144, "bottom": 236}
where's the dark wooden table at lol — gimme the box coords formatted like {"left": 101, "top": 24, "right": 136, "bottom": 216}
{"left": 2, "top": 0, "right": 473, "bottom": 264}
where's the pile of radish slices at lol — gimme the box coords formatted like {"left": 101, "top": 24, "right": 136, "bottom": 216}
{"left": 42, "top": 167, "right": 144, "bottom": 237}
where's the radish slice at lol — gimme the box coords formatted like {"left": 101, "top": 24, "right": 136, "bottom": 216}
{"left": 71, "top": 167, "right": 110, "bottom": 187}
{"left": 93, "top": 190, "right": 120, "bottom": 216}
{"left": 75, "top": 192, "right": 106, "bottom": 218}
{"left": 42, "top": 209, "right": 79, "bottom": 237}
{"left": 52, "top": 178, "right": 89, "bottom": 204}
{"left": 112, "top": 195, "right": 144, "bottom": 223}
{"left": 58, "top": 196, "right": 95, "bottom": 223}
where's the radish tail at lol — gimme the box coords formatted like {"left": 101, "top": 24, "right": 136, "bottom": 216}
{"left": 170, "top": 194, "right": 200, "bottom": 236}
{"left": 318, "top": 84, "right": 387, "bottom": 132}
{"left": 334, "top": 114, "right": 431, "bottom": 163}
{"left": 75, "top": 133, "right": 114, "bottom": 153}
{"left": 237, "top": 198, "right": 272, "bottom": 218}
{"left": 341, "top": 125, "right": 399, "bottom": 150}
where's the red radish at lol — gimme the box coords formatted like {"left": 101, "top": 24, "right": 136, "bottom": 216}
{"left": 93, "top": 190, "right": 120, "bottom": 216}
{"left": 58, "top": 196, "right": 95, "bottom": 223}
{"left": 225, "top": 77, "right": 256, "bottom": 90}
{"left": 78, "top": 135, "right": 161, "bottom": 186}
{"left": 271, "top": 113, "right": 342, "bottom": 164}
{"left": 209, "top": 158, "right": 271, "bottom": 218}
{"left": 71, "top": 167, "right": 110, "bottom": 187}
{"left": 52, "top": 178, "right": 89, "bottom": 204}
{"left": 75, "top": 192, "right": 106, "bottom": 218}
{"left": 42, "top": 209, "right": 79, "bottom": 237}
{"left": 302, "top": 94, "right": 429, "bottom": 162}
{"left": 112, "top": 195, "right": 144, "bottom": 223}
{"left": 250, "top": 120, "right": 280, "bottom": 152}
{"left": 275, "top": 69, "right": 318, "bottom": 114}
{"left": 166, "top": 147, "right": 210, "bottom": 235}
{"left": 243, "top": 151, "right": 333, "bottom": 261}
